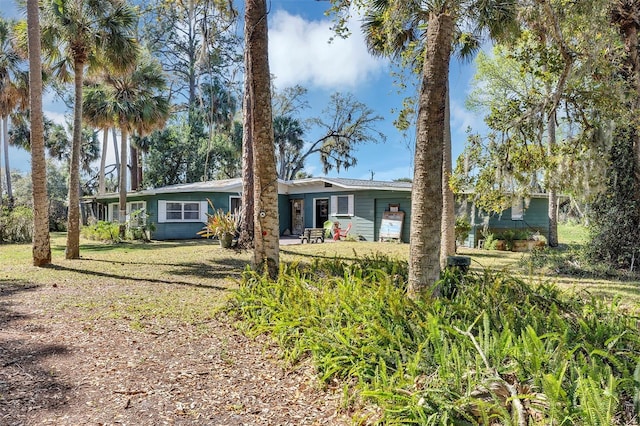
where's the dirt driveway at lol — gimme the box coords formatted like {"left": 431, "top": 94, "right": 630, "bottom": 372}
{"left": 0, "top": 281, "right": 351, "bottom": 425}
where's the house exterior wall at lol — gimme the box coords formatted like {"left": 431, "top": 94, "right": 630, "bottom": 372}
{"left": 278, "top": 194, "right": 291, "bottom": 235}
{"left": 92, "top": 182, "right": 547, "bottom": 245}
{"left": 373, "top": 193, "right": 412, "bottom": 242}
{"left": 290, "top": 190, "right": 412, "bottom": 242}
{"left": 465, "top": 197, "right": 549, "bottom": 247}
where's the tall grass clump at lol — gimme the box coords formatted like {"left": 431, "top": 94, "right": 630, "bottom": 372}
{"left": 230, "top": 255, "right": 640, "bottom": 425}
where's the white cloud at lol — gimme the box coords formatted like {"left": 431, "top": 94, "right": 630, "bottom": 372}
{"left": 44, "top": 110, "right": 68, "bottom": 126}
{"left": 269, "top": 10, "right": 385, "bottom": 89}
{"left": 450, "top": 99, "right": 484, "bottom": 137}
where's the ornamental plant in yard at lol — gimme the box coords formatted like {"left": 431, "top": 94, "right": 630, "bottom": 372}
{"left": 231, "top": 256, "right": 640, "bottom": 424}
{"left": 197, "top": 200, "right": 238, "bottom": 239}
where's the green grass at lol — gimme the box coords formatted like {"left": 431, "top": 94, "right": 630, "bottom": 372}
{"left": 558, "top": 222, "right": 590, "bottom": 245}
{"left": 2, "top": 226, "right": 640, "bottom": 423}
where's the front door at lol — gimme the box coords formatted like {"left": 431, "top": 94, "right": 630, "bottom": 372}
{"left": 315, "top": 198, "right": 329, "bottom": 228}
{"left": 292, "top": 199, "right": 304, "bottom": 235}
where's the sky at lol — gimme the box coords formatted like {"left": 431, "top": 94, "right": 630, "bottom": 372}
{"left": 2, "top": 0, "right": 486, "bottom": 183}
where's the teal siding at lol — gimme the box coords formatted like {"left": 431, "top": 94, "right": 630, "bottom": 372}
{"left": 374, "top": 195, "right": 412, "bottom": 242}
{"left": 98, "top": 192, "right": 239, "bottom": 240}
{"left": 298, "top": 190, "right": 411, "bottom": 242}
{"left": 278, "top": 194, "right": 290, "bottom": 235}
{"left": 150, "top": 192, "right": 235, "bottom": 240}
{"left": 469, "top": 197, "right": 550, "bottom": 246}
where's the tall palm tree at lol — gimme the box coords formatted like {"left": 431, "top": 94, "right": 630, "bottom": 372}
{"left": 273, "top": 115, "right": 305, "bottom": 180}
{"left": 358, "top": 0, "right": 518, "bottom": 295}
{"left": 40, "top": 0, "right": 138, "bottom": 259}
{"left": 82, "top": 82, "right": 113, "bottom": 194}
{"left": 26, "top": 0, "right": 51, "bottom": 266}
{"left": 0, "top": 17, "right": 26, "bottom": 208}
{"left": 84, "top": 54, "right": 170, "bottom": 238}
{"left": 245, "top": 0, "right": 279, "bottom": 279}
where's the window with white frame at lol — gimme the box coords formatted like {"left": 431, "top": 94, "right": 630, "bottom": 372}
{"left": 330, "top": 194, "right": 354, "bottom": 216}
{"left": 158, "top": 200, "right": 208, "bottom": 223}
{"left": 511, "top": 198, "right": 524, "bottom": 220}
{"left": 109, "top": 201, "right": 147, "bottom": 224}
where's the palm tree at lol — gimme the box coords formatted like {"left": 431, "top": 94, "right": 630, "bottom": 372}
{"left": 82, "top": 82, "right": 113, "bottom": 194}
{"left": 358, "top": 0, "right": 517, "bottom": 295}
{"left": 40, "top": 0, "right": 138, "bottom": 259}
{"left": 245, "top": 0, "right": 279, "bottom": 279}
{"left": 84, "top": 54, "right": 170, "bottom": 238}
{"left": 26, "top": 0, "right": 51, "bottom": 266}
{"left": 0, "top": 17, "right": 26, "bottom": 208}
{"left": 274, "top": 115, "right": 305, "bottom": 180}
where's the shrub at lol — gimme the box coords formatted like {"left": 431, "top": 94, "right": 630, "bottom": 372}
{"left": 81, "top": 221, "right": 120, "bottom": 242}
{"left": 454, "top": 216, "right": 471, "bottom": 248}
{"left": 0, "top": 206, "right": 34, "bottom": 243}
{"left": 231, "top": 257, "right": 640, "bottom": 424}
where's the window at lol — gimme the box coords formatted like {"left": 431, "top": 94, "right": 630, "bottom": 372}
{"left": 330, "top": 194, "right": 354, "bottom": 216}
{"left": 109, "top": 201, "right": 147, "bottom": 224}
{"left": 158, "top": 200, "right": 208, "bottom": 223}
{"left": 511, "top": 198, "right": 524, "bottom": 221}
{"left": 230, "top": 196, "right": 242, "bottom": 215}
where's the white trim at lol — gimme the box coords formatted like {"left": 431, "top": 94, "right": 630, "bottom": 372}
{"left": 199, "top": 200, "right": 208, "bottom": 222}
{"left": 108, "top": 201, "right": 147, "bottom": 223}
{"left": 158, "top": 200, "right": 206, "bottom": 223}
{"left": 330, "top": 194, "right": 354, "bottom": 217}
{"left": 158, "top": 200, "right": 167, "bottom": 223}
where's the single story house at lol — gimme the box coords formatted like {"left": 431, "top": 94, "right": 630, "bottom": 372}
{"left": 86, "top": 177, "right": 549, "bottom": 245}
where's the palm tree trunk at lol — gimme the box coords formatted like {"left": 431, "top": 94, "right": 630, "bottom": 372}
{"left": 245, "top": 0, "right": 279, "bottom": 279}
{"left": 440, "top": 81, "right": 456, "bottom": 265}
{"left": 118, "top": 127, "right": 128, "bottom": 239}
{"left": 408, "top": 12, "right": 454, "bottom": 297}
{"left": 66, "top": 60, "right": 84, "bottom": 259}
{"left": 98, "top": 127, "right": 108, "bottom": 194}
{"left": 137, "top": 148, "right": 143, "bottom": 190}
{"left": 238, "top": 79, "right": 255, "bottom": 249}
{"left": 3, "top": 115, "right": 13, "bottom": 207}
{"left": 27, "top": 0, "right": 51, "bottom": 266}
{"left": 112, "top": 127, "right": 119, "bottom": 184}
{"left": 130, "top": 144, "right": 138, "bottom": 190}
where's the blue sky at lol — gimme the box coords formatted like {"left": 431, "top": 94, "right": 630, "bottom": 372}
{"left": 3, "top": 0, "right": 485, "bottom": 182}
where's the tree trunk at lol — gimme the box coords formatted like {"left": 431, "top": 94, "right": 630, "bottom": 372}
{"left": 130, "top": 144, "right": 138, "bottom": 191}
{"left": 118, "top": 127, "right": 128, "bottom": 239}
{"left": 238, "top": 57, "right": 255, "bottom": 249}
{"left": 440, "top": 81, "right": 456, "bottom": 264}
{"left": 245, "top": 0, "right": 279, "bottom": 279}
{"left": 0, "top": 116, "right": 5, "bottom": 208}
{"left": 408, "top": 12, "right": 454, "bottom": 297}
{"left": 27, "top": 0, "right": 51, "bottom": 266}
{"left": 112, "top": 127, "right": 119, "bottom": 185}
{"left": 66, "top": 60, "right": 84, "bottom": 259}
{"left": 98, "top": 128, "right": 108, "bottom": 194}
{"left": 3, "top": 115, "right": 13, "bottom": 207}
{"left": 547, "top": 111, "right": 559, "bottom": 247}
{"left": 137, "top": 148, "right": 143, "bottom": 190}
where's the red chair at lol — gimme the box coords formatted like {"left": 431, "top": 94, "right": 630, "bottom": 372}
{"left": 333, "top": 223, "right": 352, "bottom": 240}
